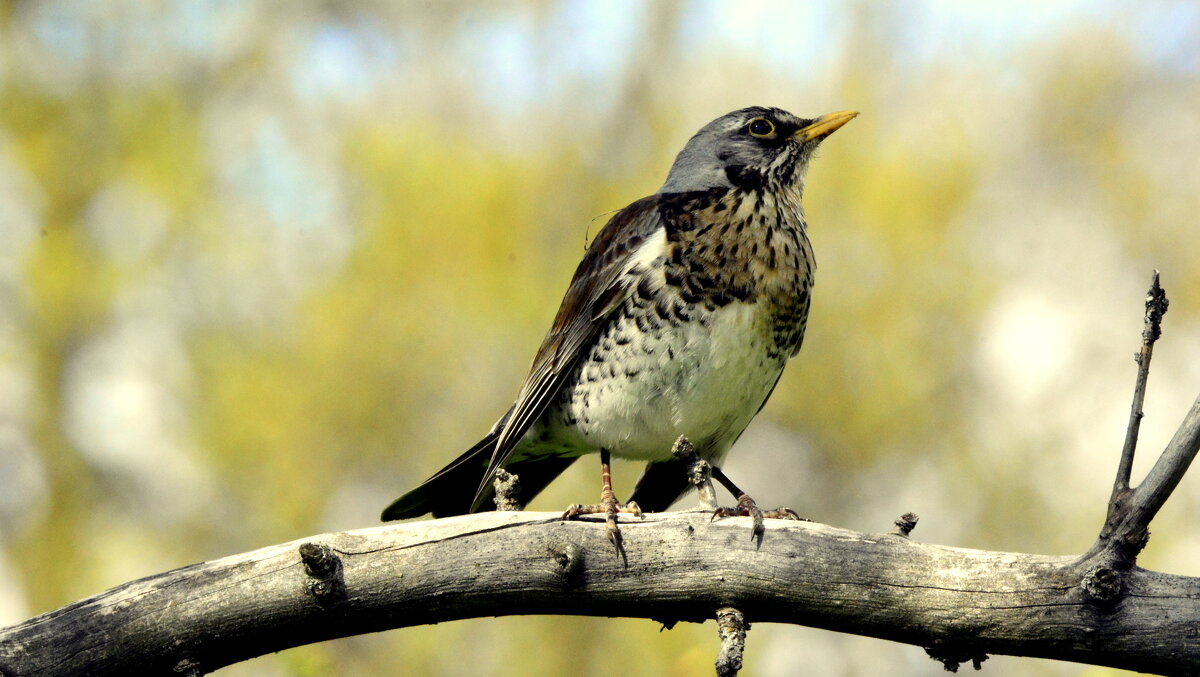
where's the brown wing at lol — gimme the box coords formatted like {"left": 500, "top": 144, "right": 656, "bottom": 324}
{"left": 472, "top": 196, "right": 665, "bottom": 504}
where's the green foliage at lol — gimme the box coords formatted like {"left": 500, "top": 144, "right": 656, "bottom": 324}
{"left": 1, "top": 4, "right": 1197, "bottom": 676}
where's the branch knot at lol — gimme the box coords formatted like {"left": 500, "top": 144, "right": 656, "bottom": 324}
{"left": 1142, "top": 271, "right": 1168, "bottom": 345}
{"left": 924, "top": 644, "right": 988, "bottom": 672}
{"left": 549, "top": 540, "right": 584, "bottom": 587}
{"left": 1081, "top": 564, "right": 1125, "bottom": 606}
{"left": 891, "top": 512, "right": 919, "bottom": 538}
{"left": 299, "top": 542, "right": 347, "bottom": 607}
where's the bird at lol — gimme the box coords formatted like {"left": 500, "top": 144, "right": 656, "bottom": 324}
{"left": 382, "top": 106, "right": 856, "bottom": 548}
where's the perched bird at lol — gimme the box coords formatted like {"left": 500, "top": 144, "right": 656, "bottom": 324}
{"left": 383, "top": 106, "right": 856, "bottom": 546}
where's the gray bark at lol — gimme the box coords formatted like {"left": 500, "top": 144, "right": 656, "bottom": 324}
{"left": 1, "top": 509, "right": 1198, "bottom": 676}
{"left": 1, "top": 276, "right": 1195, "bottom": 677}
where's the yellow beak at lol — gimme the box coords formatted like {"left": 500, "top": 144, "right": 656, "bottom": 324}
{"left": 794, "top": 110, "right": 858, "bottom": 142}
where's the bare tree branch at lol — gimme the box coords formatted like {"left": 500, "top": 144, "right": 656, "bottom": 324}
{"left": 3, "top": 490, "right": 1200, "bottom": 676}
{"left": 1090, "top": 391, "right": 1200, "bottom": 561}
{"left": 1112, "top": 271, "right": 1168, "bottom": 495}
{"left": 1088, "top": 273, "right": 1198, "bottom": 564}
{"left": 714, "top": 607, "right": 748, "bottom": 677}
{"left": 2, "top": 277, "right": 1196, "bottom": 676}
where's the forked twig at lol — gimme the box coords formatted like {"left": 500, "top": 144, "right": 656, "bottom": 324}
{"left": 1089, "top": 272, "right": 1200, "bottom": 564}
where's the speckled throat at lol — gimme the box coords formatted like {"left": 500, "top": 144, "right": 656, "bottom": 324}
{"left": 657, "top": 180, "right": 815, "bottom": 361}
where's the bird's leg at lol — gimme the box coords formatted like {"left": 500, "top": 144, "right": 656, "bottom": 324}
{"left": 562, "top": 449, "right": 643, "bottom": 553}
{"left": 709, "top": 466, "right": 801, "bottom": 539}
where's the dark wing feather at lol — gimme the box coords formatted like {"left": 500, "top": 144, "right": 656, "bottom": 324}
{"left": 380, "top": 429, "right": 499, "bottom": 520}
{"left": 472, "top": 196, "right": 665, "bottom": 503}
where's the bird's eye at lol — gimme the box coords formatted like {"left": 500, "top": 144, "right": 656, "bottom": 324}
{"left": 747, "top": 118, "right": 775, "bottom": 137}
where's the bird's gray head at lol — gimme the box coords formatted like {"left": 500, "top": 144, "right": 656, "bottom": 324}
{"left": 658, "top": 106, "right": 857, "bottom": 195}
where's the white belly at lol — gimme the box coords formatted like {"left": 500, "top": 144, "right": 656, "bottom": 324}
{"left": 547, "top": 301, "right": 786, "bottom": 461}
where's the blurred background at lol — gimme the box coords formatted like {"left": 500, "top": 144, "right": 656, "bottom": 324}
{"left": 1, "top": 1, "right": 1199, "bottom": 675}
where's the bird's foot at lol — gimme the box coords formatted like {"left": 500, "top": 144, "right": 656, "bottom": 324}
{"left": 712, "top": 493, "right": 802, "bottom": 540}
{"left": 563, "top": 496, "right": 643, "bottom": 554}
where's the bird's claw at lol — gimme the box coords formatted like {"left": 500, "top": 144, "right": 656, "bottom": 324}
{"left": 763, "top": 507, "right": 803, "bottom": 521}
{"left": 712, "top": 494, "right": 801, "bottom": 539}
{"left": 562, "top": 499, "right": 642, "bottom": 555}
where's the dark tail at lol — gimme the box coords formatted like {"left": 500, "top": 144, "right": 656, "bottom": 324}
{"left": 381, "top": 434, "right": 497, "bottom": 520}
{"left": 627, "top": 457, "right": 694, "bottom": 513}
{"left": 381, "top": 433, "right": 581, "bottom": 521}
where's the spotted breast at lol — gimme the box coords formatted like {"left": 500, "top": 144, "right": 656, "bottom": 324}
{"left": 381, "top": 106, "right": 853, "bottom": 522}
{"left": 531, "top": 182, "right": 813, "bottom": 465}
